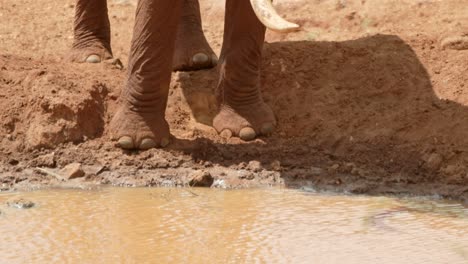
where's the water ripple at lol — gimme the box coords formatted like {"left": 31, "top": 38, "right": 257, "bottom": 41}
{"left": 0, "top": 188, "right": 466, "bottom": 263}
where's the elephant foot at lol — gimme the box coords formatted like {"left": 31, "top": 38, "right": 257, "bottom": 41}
{"left": 213, "top": 100, "right": 276, "bottom": 141}
{"left": 68, "top": 40, "right": 113, "bottom": 63}
{"left": 173, "top": 33, "right": 217, "bottom": 71}
{"left": 172, "top": 18, "right": 217, "bottom": 71}
{"left": 110, "top": 103, "right": 171, "bottom": 150}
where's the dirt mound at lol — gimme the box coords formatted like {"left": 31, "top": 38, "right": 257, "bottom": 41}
{"left": 0, "top": 55, "right": 115, "bottom": 150}
{"left": 1, "top": 0, "right": 468, "bottom": 201}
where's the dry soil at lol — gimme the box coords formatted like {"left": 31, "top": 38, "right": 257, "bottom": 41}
{"left": 1, "top": 0, "right": 468, "bottom": 202}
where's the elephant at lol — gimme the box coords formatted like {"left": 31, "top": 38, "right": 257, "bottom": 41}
{"left": 69, "top": 0, "right": 299, "bottom": 150}
{"left": 69, "top": 0, "right": 219, "bottom": 71}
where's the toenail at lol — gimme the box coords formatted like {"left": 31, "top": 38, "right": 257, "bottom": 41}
{"left": 261, "top": 123, "right": 275, "bottom": 135}
{"left": 118, "top": 136, "right": 134, "bottom": 149}
{"left": 211, "top": 55, "right": 218, "bottom": 66}
{"left": 139, "top": 138, "right": 157, "bottom": 150}
{"left": 220, "top": 129, "right": 233, "bottom": 139}
{"left": 192, "top": 53, "right": 209, "bottom": 65}
{"left": 239, "top": 127, "right": 256, "bottom": 141}
{"left": 160, "top": 137, "right": 170, "bottom": 147}
{"left": 86, "top": 55, "right": 101, "bottom": 63}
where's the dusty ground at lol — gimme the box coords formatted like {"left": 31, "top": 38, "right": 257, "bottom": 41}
{"left": 1, "top": 0, "right": 468, "bottom": 202}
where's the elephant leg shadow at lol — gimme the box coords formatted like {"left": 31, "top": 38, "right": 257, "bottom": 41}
{"left": 173, "top": 34, "right": 468, "bottom": 194}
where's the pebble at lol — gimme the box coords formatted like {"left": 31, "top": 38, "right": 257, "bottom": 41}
{"left": 189, "top": 171, "right": 214, "bottom": 187}
{"left": 247, "top": 160, "right": 262, "bottom": 172}
{"left": 211, "top": 179, "right": 227, "bottom": 189}
{"left": 60, "top": 163, "right": 85, "bottom": 180}
{"left": 7, "top": 199, "right": 35, "bottom": 209}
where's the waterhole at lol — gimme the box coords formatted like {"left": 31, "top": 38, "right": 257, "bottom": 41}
{"left": 0, "top": 188, "right": 467, "bottom": 263}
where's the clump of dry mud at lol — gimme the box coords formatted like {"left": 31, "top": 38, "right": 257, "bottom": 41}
{"left": 1, "top": 0, "right": 468, "bottom": 202}
{"left": 0, "top": 56, "right": 109, "bottom": 150}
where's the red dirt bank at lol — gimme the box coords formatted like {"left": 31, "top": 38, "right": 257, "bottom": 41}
{"left": 1, "top": 0, "right": 467, "bottom": 202}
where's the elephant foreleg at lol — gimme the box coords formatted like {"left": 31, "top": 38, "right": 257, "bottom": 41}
{"left": 110, "top": 0, "right": 182, "bottom": 149}
{"left": 213, "top": 0, "right": 276, "bottom": 141}
{"left": 68, "top": 0, "right": 113, "bottom": 63}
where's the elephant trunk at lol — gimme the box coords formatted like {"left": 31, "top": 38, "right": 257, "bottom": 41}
{"left": 249, "top": 0, "right": 300, "bottom": 33}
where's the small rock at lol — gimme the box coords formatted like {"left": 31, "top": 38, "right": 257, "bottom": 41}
{"left": 7, "top": 199, "right": 35, "bottom": 209}
{"left": 247, "top": 160, "right": 262, "bottom": 172}
{"left": 60, "top": 163, "right": 85, "bottom": 180}
{"left": 189, "top": 170, "right": 214, "bottom": 187}
{"left": 211, "top": 179, "right": 227, "bottom": 189}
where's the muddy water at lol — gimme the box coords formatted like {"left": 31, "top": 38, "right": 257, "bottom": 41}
{"left": 0, "top": 188, "right": 467, "bottom": 264}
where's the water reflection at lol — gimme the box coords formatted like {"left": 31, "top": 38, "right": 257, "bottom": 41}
{"left": 0, "top": 188, "right": 467, "bottom": 263}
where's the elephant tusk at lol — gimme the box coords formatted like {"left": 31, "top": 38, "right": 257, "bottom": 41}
{"left": 250, "top": 0, "right": 300, "bottom": 33}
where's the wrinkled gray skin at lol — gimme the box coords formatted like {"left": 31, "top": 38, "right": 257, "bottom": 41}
{"left": 70, "top": 0, "right": 276, "bottom": 149}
